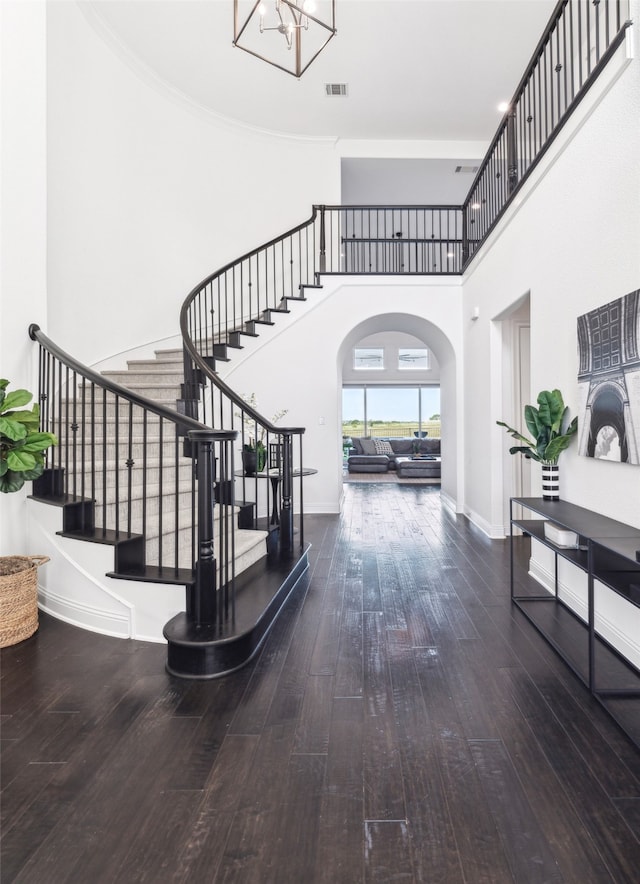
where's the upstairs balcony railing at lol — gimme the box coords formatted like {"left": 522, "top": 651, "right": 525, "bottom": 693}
{"left": 318, "top": 206, "right": 464, "bottom": 275}
{"left": 464, "top": 0, "right": 632, "bottom": 261}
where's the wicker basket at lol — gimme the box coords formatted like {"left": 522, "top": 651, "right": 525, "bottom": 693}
{"left": 0, "top": 556, "right": 49, "bottom": 648}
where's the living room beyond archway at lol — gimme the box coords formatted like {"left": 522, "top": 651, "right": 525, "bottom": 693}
{"left": 342, "top": 330, "right": 441, "bottom": 482}
{"left": 337, "top": 310, "right": 460, "bottom": 506}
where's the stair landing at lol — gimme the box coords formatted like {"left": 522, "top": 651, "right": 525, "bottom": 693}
{"left": 163, "top": 545, "right": 310, "bottom": 678}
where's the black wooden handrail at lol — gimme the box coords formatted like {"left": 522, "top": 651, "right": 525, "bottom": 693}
{"left": 30, "top": 324, "right": 207, "bottom": 433}
{"left": 181, "top": 207, "right": 320, "bottom": 307}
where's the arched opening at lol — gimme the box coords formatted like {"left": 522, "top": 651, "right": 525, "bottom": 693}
{"left": 337, "top": 313, "right": 458, "bottom": 503}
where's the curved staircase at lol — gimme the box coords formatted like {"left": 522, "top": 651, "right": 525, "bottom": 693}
{"left": 28, "top": 326, "right": 310, "bottom": 678}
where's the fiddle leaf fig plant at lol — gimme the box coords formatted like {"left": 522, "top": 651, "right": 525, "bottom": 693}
{"left": 0, "top": 379, "right": 57, "bottom": 493}
{"left": 497, "top": 388, "right": 578, "bottom": 465}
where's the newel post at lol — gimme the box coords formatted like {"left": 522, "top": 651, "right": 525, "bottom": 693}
{"left": 279, "top": 432, "right": 294, "bottom": 557}
{"left": 319, "top": 205, "right": 326, "bottom": 273}
{"left": 189, "top": 429, "right": 218, "bottom": 626}
{"left": 461, "top": 207, "right": 469, "bottom": 267}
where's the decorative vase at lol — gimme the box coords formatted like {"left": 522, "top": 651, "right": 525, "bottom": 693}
{"left": 541, "top": 463, "right": 559, "bottom": 501}
{"left": 242, "top": 449, "right": 257, "bottom": 476}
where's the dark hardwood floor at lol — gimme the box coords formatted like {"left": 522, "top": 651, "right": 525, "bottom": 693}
{"left": 2, "top": 483, "right": 640, "bottom": 882}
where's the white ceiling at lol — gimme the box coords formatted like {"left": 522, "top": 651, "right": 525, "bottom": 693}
{"left": 84, "top": 0, "right": 558, "bottom": 142}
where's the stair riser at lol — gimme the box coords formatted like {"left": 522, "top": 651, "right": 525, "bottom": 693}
{"left": 87, "top": 387, "right": 182, "bottom": 402}
{"left": 50, "top": 403, "right": 180, "bottom": 421}
{"left": 102, "top": 371, "right": 185, "bottom": 386}
{"left": 146, "top": 528, "right": 267, "bottom": 572}
{"left": 127, "top": 359, "right": 184, "bottom": 371}
{"left": 57, "top": 463, "right": 193, "bottom": 490}
{"left": 52, "top": 439, "right": 189, "bottom": 461}
{"left": 95, "top": 494, "right": 196, "bottom": 525}
{"left": 95, "top": 499, "right": 238, "bottom": 528}
{"left": 154, "top": 349, "right": 184, "bottom": 361}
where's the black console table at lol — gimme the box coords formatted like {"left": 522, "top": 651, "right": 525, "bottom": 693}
{"left": 510, "top": 497, "right": 640, "bottom": 747}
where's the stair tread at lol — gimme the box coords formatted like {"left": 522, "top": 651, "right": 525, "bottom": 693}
{"left": 106, "top": 565, "right": 196, "bottom": 586}
{"left": 57, "top": 527, "right": 143, "bottom": 545}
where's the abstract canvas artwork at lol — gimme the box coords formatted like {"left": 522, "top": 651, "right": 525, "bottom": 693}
{"left": 577, "top": 289, "right": 640, "bottom": 464}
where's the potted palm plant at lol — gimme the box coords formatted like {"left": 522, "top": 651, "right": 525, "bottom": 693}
{"left": 497, "top": 388, "right": 578, "bottom": 500}
{"left": 0, "top": 379, "right": 57, "bottom": 646}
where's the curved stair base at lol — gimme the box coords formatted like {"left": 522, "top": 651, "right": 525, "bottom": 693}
{"left": 163, "top": 545, "right": 310, "bottom": 678}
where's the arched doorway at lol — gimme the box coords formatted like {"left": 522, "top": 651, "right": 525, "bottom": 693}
{"left": 337, "top": 313, "right": 459, "bottom": 506}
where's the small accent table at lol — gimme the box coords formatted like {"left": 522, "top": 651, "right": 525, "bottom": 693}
{"left": 236, "top": 468, "right": 317, "bottom": 525}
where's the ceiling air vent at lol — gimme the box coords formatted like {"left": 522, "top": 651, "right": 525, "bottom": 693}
{"left": 455, "top": 165, "right": 479, "bottom": 174}
{"left": 325, "top": 83, "right": 348, "bottom": 97}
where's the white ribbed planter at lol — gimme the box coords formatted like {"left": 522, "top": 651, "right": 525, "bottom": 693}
{"left": 541, "top": 463, "right": 560, "bottom": 500}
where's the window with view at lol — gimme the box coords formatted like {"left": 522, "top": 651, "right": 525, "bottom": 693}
{"left": 342, "top": 385, "right": 441, "bottom": 441}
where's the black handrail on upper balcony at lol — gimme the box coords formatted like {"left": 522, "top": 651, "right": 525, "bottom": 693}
{"left": 463, "top": 0, "right": 632, "bottom": 264}
{"left": 29, "top": 323, "right": 237, "bottom": 632}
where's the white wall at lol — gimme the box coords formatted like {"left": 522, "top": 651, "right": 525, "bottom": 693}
{"left": 462, "top": 25, "right": 640, "bottom": 535}
{"left": 46, "top": 2, "right": 341, "bottom": 366}
{"left": 342, "top": 330, "right": 441, "bottom": 385}
{"left": 0, "top": 1, "right": 48, "bottom": 555}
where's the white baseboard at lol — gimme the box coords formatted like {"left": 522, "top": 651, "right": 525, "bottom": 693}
{"left": 440, "top": 491, "right": 458, "bottom": 515}
{"left": 463, "top": 504, "right": 506, "bottom": 539}
{"left": 305, "top": 501, "right": 342, "bottom": 514}
{"left": 38, "top": 587, "right": 132, "bottom": 639}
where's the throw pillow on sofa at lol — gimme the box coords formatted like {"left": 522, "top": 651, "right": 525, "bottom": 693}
{"left": 373, "top": 439, "right": 394, "bottom": 455}
{"left": 360, "top": 438, "right": 378, "bottom": 455}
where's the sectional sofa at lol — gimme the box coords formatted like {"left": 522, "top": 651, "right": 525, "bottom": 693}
{"left": 347, "top": 437, "right": 441, "bottom": 476}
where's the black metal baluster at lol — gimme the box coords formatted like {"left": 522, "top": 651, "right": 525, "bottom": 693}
{"left": 578, "top": 0, "right": 584, "bottom": 86}
{"left": 173, "top": 425, "right": 179, "bottom": 572}
{"left": 114, "top": 394, "right": 120, "bottom": 538}
{"left": 100, "top": 388, "right": 107, "bottom": 535}
{"left": 549, "top": 25, "right": 555, "bottom": 130}
{"left": 585, "top": 0, "right": 592, "bottom": 76}
{"left": 142, "top": 409, "right": 148, "bottom": 568}
{"left": 126, "top": 402, "right": 134, "bottom": 538}
{"left": 80, "top": 378, "right": 86, "bottom": 528}
{"left": 158, "top": 418, "right": 164, "bottom": 568}
{"left": 507, "top": 107, "right": 518, "bottom": 195}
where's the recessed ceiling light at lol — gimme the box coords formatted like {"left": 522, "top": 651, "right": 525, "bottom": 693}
{"left": 471, "top": 202, "right": 481, "bottom": 210}
{"left": 497, "top": 101, "right": 510, "bottom": 113}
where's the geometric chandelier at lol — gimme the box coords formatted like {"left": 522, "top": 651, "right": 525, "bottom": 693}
{"left": 233, "top": 1, "right": 337, "bottom": 78}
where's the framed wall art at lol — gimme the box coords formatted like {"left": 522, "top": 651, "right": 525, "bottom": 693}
{"left": 577, "top": 289, "right": 640, "bottom": 463}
